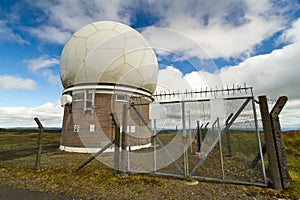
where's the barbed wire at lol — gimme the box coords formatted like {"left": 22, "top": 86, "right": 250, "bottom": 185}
{"left": 153, "top": 84, "right": 253, "bottom": 101}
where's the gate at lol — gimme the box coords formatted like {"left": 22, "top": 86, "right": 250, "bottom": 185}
{"left": 124, "top": 86, "right": 267, "bottom": 187}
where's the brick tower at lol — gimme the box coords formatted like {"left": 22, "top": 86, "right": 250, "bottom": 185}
{"left": 59, "top": 21, "right": 158, "bottom": 153}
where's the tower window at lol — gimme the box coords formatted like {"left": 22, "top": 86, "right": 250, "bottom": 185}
{"left": 84, "top": 90, "right": 95, "bottom": 113}
{"left": 73, "top": 92, "right": 84, "bottom": 101}
{"left": 115, "top": 94, "right": 127, "bottom": 102}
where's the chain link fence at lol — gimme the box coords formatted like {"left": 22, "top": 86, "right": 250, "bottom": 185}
{"left": 121, "top": 92, "right": 267, "bottom": 186}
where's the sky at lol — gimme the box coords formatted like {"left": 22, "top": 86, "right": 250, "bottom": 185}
{"left": 0, "top": 0, "right": 299, "bottom": 129}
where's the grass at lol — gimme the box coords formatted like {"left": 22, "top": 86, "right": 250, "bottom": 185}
{"left": 0, "top": 129, "right": 299, "bottom": 199}
{"left": 283, "top": 130, "right": 300, "bottom": 198}
{"left": 0, "top": 131, "right": 61, "bottom": 151}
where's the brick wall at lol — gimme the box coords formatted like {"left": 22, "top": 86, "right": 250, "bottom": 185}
{"left": 61, "top": 92, "right": 152, "bottom": 149}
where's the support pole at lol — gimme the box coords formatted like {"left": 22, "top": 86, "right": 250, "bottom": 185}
{"left": 34, "top": 117, "right": 44, "bottom": 171}
{"left": 204, "top": 122, "right": 209, "bottom": 136}
{"left": 188, "top": 111, "right": 192, "bottom": 154}
{"left": 252, "top": 96, "right": 267, "bottom": 186}
{"left": 111, "top": 113, "right": 121, "bottom": 174}
{"left": 128, "top": 106, "right": 132, "bottom": 172}
{"left": 225, "top": 113, "right": 234, "bottom": 157}
{"left": 153, "top": 119, "right": 157, "bottom": 173}
{"left": 250, "top": 145, "right": 266, "bottom": 168}
{"left": 259, "top": 95, "right": 282, "bottom": 190}
{"left": 221, "top": 98, "right": 251, "bottom": 135}
{"left": 120, "top": 103, "right": 127, "bottom": 174}
{"left": 76, "top": 141, "right": 114, "bottom": 171}
{"left": 204, "top": 122, "right": 209, "bottom": 128}
{"left": 217, "top": 118, "right": 225, "bottom": 180}
{"left": 196, "top": 121, "right": 202, "bottom": 153}
{"left": 114, "top": 125, "right": 121, "bottom": 174}
{"left": 182, "top": 101, "right": 189, "bottom": 177}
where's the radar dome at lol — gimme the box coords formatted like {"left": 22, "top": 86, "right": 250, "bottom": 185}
{"left": 60, "top": 21, "right": 158, "bottom": 94}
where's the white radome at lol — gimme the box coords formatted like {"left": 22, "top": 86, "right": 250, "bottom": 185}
{"left": 60, "top": 21, "right": 158, "bottom": 94}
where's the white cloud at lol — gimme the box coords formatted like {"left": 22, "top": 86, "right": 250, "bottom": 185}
{"left": 41, "top": 70, "right": 61, "bottom": 85}
{"left": 141, "top": 27, "right": 213, "bottom": 60}
{"left": 156, "top": 66, "right": 223, "bottom": 95}
{"left": 27, "top": 0, "right": 130, "bottom": 44}
{"left": 23, "top": 56, "right": 60, "bottom": 85}
{"left": 0, "top": 75, "right": 37, "bottom": 91}
{"left": 156, "top": 19, "right": 300, "bottom": 129}
{"left": 24, "top": 56, "right": 59, "bottom": 72}
{"left": 28, "top": 26, "right": 71, "bottom": 45}
{"left": 140, "top": 0, "right": 293, "bottom": 59}
{"left": 156, "top": 66, "right": 190, "bottom": 92}
{"left": 281, "top": 100, "right": 300, "bottom": 130}
{"left": 219, "top": 18, "right": 300, "bottom": 100}
{"left": 48, "top": 0, "right": 129, "bottom": 31}
{"left": 277, "top": 19, "right": 300, "bottom": 44}
{"left": 24, "top": 0, "right": 296, "bottom": 60}
{"left": 0, "top": 20, "right": 28, "bottom": 44}
{"left": 0, "top": 101, "right": 63, "bottom": 128}
{"left": 208, "top": 18, "right": 299, "bottom": 99}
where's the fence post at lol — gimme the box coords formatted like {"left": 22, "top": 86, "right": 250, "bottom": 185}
{"left": 181, "top": 101, "right": 189, "bottom": 176}
{"left": 111, "top": 113, "right": 121, "bottom": 174}
{"left": 270, "top": 96, "right": 291, "bottom": 189}
{"left": 34, "top": 117, "right": 44, "bottom": 171}
{"left": 225, "top": 113, "right": 234, "bottom": 157}
{"left": 258, "top": 96, "right": 282, "bottom": 190}
{"left": 153, "top": 119, "right": 157, "bottom": 173}
{"left": 196, "top": 121, "right": 201, "bottom": 153}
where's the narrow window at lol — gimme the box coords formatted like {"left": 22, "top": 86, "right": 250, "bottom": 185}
{"left": 84, "top": 90, "right": 95, "bottom": 113}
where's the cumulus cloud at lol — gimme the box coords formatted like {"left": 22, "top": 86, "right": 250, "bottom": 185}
{"left": 141, "top": 27, "right": 213, "bottom": 60}
{"left": 0, "top": 20, "right": 28, "bottom": 44}
{"left": 28, "top": 26, "right": 71, "bottom": 45}
{"left": 26, "top": 0, "right": 130, "bottom": 44}
{"left": 156, "top": 66, "right": 191, "bottom": 92}
{"left": 0, "top": 75, "right": 36, "bottom": 91}
{"left": 26, "top": 0, "right": 296, "bottom": 58}
{"left": 42, "top": 0, "right": 128, "bottom": 30}
{"left": 24, "top": 56, "right": 59, "bottom": 72}
{"left": 277, "top": 19, "right": 300, "bottom": 44}
{"left": 157, "top": 19, "right": 300, "bottom": 129}
{"left": 186, "top": 18, "right": 300, "bottom": 99}
{"left": 0, "top": 101, "right": 63, "bottom": 128}
{"left": 23, "top": 56, "right": 60, "bottom": 85}
{"left": 41, "top": 70, "right": 61, "bottom": 85}
{"left": 219, "top": 18, "right": 300, "bottom": 100}
{"left": 141, "top": 0, "right": 294, "bottom": 59}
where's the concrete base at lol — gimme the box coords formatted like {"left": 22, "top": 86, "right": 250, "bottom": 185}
{"left": 59, "top": 143, "right": 152, "bottom": 153}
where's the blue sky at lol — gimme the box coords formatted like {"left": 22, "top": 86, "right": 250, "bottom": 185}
{"left": 0, "top": 0, "right": 299, "bottom": 128}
